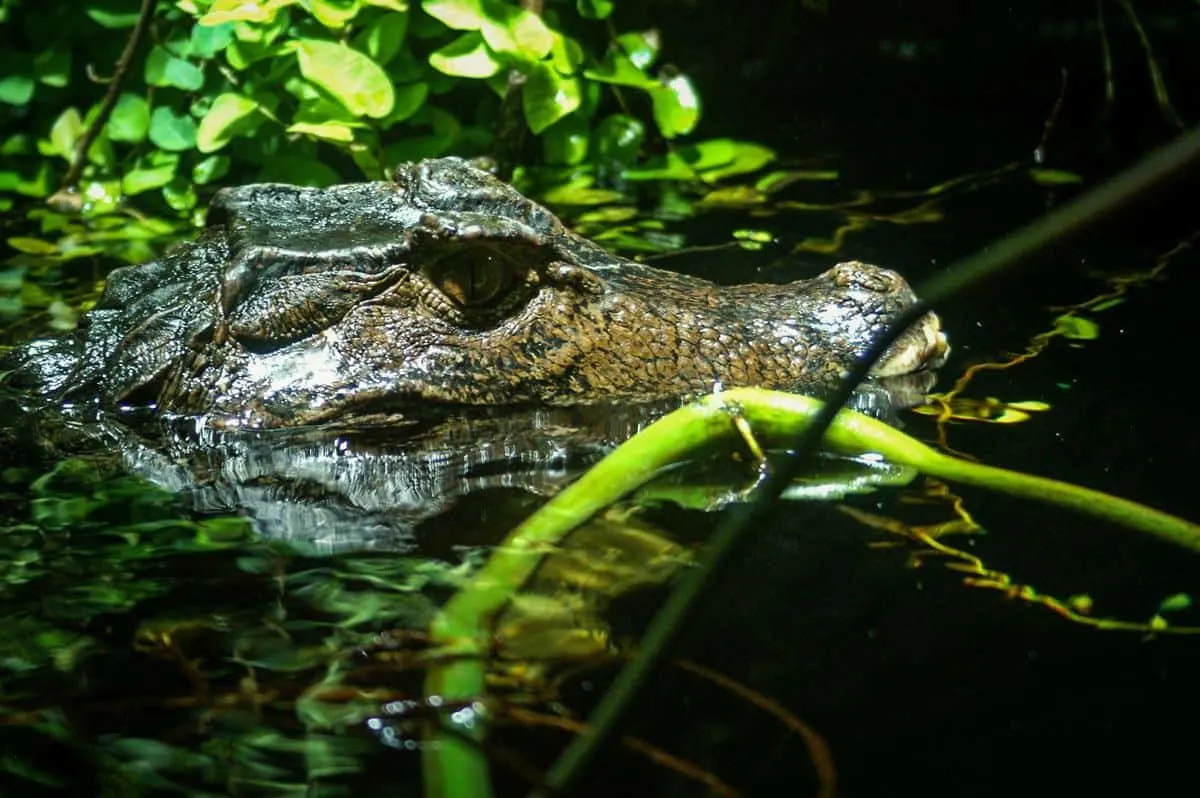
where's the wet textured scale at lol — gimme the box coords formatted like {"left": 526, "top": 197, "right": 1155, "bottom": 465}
{"left": 1, "top": 158, "right": 947, "bottom": 429}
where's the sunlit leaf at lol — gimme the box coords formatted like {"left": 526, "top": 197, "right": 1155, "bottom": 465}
{"left": 428, "top": 31, "right": 501, "bottom": 78}
{"left": 584, "top": 51, "right": 658, "bottom": 90}
{"left": 48, "top": 107, "right": 84, "bottom": 162}
{"left": 199, "top": 0, "right": 286, "bottom": 25}
{"left": 524, "top": 63, "right": 581, "bottom": 134}
{"left": 294, "top": 39, "right": 395, "bottom": 118}
{"left": 699, "top": 141, "right": 775, "bottom": 180}
{"left": 624, "top": 139, "right": 762, "bottom": 182}
{"left": 423, "top": 0, "right": 485, "bottom": 30}
{"left": 616, "top": 30, "right": 659, "bottom": 70}
{"left": 549, "top": 31, "right": 584, "bottom": 74}
{"left": 650, "top": 73, "right": 700, "bottom": 138}
{"left": 288, "top": 121, "right": 357, "bottom": 142}
{"left": 308, "top": 0, "right": 362, "bottom": 28}
{"left": 480, "top": 3, "right": 553, "bottom": 61}
{"left": 196, "top": 92, "right": 260, "bottom": 152}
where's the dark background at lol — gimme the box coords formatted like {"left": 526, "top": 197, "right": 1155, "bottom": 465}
{"left": 575, "top": 2, "right": 1200, "bottom": 796}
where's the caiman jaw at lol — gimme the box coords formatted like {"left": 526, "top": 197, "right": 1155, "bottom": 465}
{"left": 870, "top": 311, "right": 950, "bottom": 377}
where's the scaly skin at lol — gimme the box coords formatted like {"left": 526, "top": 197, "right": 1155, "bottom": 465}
{"left": 2, "top": 158, "right": 947, "bottom": 428}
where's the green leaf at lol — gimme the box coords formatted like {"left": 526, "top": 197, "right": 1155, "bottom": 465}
{"left": 542, "top": 113, "right": 589, "bottom": 166}
{"left": 294, "top": 39, "right": 395, "bottom": 118}
{"left": 192, "top": 154, "right": 231, "bottom": 185}
{"left": 196, "top": 92, "right": 260, "bottom": 152}
{"left": 616, "top": 30, "right": 659, "bottom": 70}
{"left": 308, "top": 0, "right": 362, "bottom": 29}
{"left": 480, "top": 3, "right": 552, "bottom": 61}
{"left": 190, "top": 21, "right": 236, "bottom": 58}
{"left": 699, "top": 141, "right": 775, "bottom": 181}
{"left": 122, "top": 160, "right": 178, "bottom": 196}
{"left": 584, "top": 52, "right": 658, "bottom": 90}
{"left": 379, "top": 82, "right": 429, "bottom": 127}
{"left": 1158, "top": 593, "right": 1192, "bottom": 614}
{"left": 199, "top": 0, "right": 281, "bottom": 24}
{"left": 107, "top": 93, "right": 151, "bottom": 142}
{"left": 145, "top": 46, "right": 205, "bottom": 91}
{"left": 623, "top": 140, "right": 763, "bottom": 182}
{"left": 162, "top": 177, "right": 197, "bottom": 211}
{"left": 225, "top": 38, "right": 279, "bottom": 69}
{"left": 86, "top": 4, "right": 143, "bottom": 27}
{"left": 549, "top": 32, "right": 584, "bottom": 74}
{"left": 148, "top": 106, "right": 198, "bottom": 151}
{"left": 422, "top": 0, "right": 486, "bottom": 30}
{"left": 7, "top": 237, "right": 59, "bottom": 255}
{"left": 49, "top": 107, "right": 84, "bottom": 162}
{"left": 0, "top": 74, "right": 34, "bottom": 106}
{"left": 287, "top": 121, "right": 356, "bottom": 142}
{"left": 577, "top": 0, "right": 613, "bottom": 20}
{"left": 650, "top": 74, "right": 700, "bottom": 138}
{"left": 595, "top": 114, "right": 645, "bottom": 169}
{"left": 34, "top": 50, "right": 71, "bottom": 88}
{"left": 355, "top": 9, "right": 408, "bottom": 64}
{"left": 524, "top": 62, "right": 581, "bottom": 134}
{"left": 428, "top": 31, "right": 501, "bottom": 78}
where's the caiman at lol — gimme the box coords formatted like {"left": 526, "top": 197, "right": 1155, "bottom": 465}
{"left": 1, "top": 158, "right": 948, "bottom": 429}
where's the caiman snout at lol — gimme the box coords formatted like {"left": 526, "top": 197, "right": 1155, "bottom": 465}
{"left": 872, "top": 310, "right": 950, "bottom": 377}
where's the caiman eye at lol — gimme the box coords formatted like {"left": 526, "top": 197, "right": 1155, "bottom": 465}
{"left": 428, "top": 247, "right": 514, "bottom": 308}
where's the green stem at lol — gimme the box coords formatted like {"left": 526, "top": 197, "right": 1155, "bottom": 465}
{"left": 422, "top": 388, "right": 1200, "bottom": 798}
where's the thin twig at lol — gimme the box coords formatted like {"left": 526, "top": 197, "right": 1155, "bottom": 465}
{"left": 59, "top": 0, "right": 157, "bottom": 192}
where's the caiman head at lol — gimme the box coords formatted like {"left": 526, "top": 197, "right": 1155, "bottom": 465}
{"left": 2, "top": 158, "right": 948, "bottom": 428}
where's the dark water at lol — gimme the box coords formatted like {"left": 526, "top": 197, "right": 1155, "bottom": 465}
{"left": 3, "top": 4, "right": 1199, "bottom": 797}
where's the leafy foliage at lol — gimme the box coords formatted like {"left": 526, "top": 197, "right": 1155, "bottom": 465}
{"left": 0, "top": 0, "right": 780, "bottom": 337}
{"left": 0, "top": 0, "right": 749, "bottom": 218}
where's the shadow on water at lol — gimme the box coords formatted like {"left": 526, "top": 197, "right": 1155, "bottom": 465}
{"left": 3, "top": 5, "right": 1200, "bottom": 798}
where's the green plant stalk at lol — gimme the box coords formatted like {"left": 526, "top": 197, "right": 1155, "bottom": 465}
{"left": 422, "top": 387, "right": 1200, "bottom": 797}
